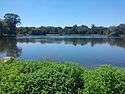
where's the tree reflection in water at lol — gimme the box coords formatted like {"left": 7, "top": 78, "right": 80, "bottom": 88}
{"left": 0, "top": 37, "right": 22, "bottom": 58}
{"left": 18, "top": 38, "right": 125, "bottom": 48}
{"left": 1, "top": 37, "right": 125, "bottom": 59}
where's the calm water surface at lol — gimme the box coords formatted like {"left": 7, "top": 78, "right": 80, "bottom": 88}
{"left": 0, "top": 36, "right": 125, "bottom": 67}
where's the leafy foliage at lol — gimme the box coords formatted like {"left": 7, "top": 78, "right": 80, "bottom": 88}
{"left": 0, "top": 60, "right": 84, "bottom": 94}
{"left": 83, "top": 65, "right": 125, "bottom": 94}
{"left": 0, "top": 13, "right": 21, "bottom": 35}
{"left": 0, "top": 60, "right": 125, "bottom": 94}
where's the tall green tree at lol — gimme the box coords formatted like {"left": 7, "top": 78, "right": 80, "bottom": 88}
{"left": 4, "top": 13, "right": 21, "bottom": 35}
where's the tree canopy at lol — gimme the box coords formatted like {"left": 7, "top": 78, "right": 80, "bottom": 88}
{"left": 0, "top": 13, "right": 125, "bottom": 37}
{"left": 0, "top": 13, "right": 21, "bottom": 36}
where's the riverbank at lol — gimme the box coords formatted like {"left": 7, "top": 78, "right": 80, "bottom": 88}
{"left": 0, "top": 59, "right": 125, "bottom": 93}
{"left": 17, "top": 34, "right": 124, "bottom": 39}
{"left": 1, "top": 34, "right": 125, "bottom": 39}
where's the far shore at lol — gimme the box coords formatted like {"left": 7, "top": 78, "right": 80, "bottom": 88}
{"left": 1, "top": 34, "right": 125, "bottom": 39}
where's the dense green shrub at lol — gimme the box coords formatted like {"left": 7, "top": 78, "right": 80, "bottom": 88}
{"left": 83, "top": 65, "right": 125, "bottom": 94}
{"left": 0, "top": 60, "right": 84, "bottom": 94}
{"left": 0, "top": 59, "right": 125, "bottom": 94}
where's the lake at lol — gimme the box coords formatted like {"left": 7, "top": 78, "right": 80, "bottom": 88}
{"left": 0, "top": 36, "right": 125, "bottom": 67}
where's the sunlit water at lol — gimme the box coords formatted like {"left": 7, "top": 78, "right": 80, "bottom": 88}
{"left": 0, "top": 36, "right": 125, "bottom": 67}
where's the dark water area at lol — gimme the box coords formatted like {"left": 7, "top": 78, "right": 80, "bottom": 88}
{"left": 0, "top": 36, "right": 125, "bottom": 67}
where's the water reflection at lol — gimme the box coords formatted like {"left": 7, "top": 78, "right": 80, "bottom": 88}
{"left": 0, "top": 37, "right": 125, "bottom": 67}
{"left": 17, "top": 38, "right": 125, "bottom": 48}
{"left": 0, "top": 38, "right": 22, "bottom": 58}
{"left": 16, "top": 37, "right": 125, "bottom": 67}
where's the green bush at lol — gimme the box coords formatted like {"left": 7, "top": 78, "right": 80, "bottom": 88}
{"left": 0, "top": 59, "right": 125, "bottom": 94}
{"left": 83, "top": 65, "right": 125, "bottom": 94}
{"left": 0, "top": 60, "right": 84, "bottom": 94}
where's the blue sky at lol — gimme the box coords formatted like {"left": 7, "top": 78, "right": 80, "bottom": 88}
{"left": 0, "top": 0, "right": 125, "bottom": 27}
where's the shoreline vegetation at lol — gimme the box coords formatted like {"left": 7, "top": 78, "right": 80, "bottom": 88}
{"left": 17, "top": 34, "right": 125, "bottom": 39}
{"left": 0, "top": 13, "right": 125, "bottom": 38}
{"left": 0, "top": 59, "right": 125, "bottom": 93}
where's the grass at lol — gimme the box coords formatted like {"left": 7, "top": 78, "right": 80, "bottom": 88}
{"left": 0, "top": 59, "right": 125, "bottom": 94}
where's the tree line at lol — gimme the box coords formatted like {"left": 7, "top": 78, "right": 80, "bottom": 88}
{"left": 0, "top": 13, "right": 125, "bottom": 36}
{"left": 17, "top": 24, "right": 125, "bottom": 37}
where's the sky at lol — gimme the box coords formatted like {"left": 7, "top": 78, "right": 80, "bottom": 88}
{"left": 0, "top": 0, "right": 125, "bottom": 27}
